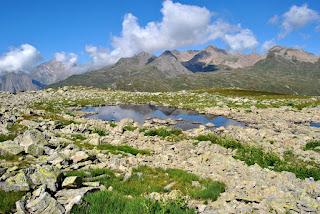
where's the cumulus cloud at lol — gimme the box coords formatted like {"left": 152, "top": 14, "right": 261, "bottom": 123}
{"left": 54, "top": 52, "right": 78, "bottom": 68}
{"left": 0, "top": 44, "right": 41, "bottom": 73}
{"left": 272, "top": 4, "right": 320, "bottom": 38}
{"left": 223, "top": 29, "right": 258, "bottom": 52}
{"left": 85, "top": 0, "right": 258, "bottom": 68}
{"left": 262, "top": 40, "right": 276, "bottom": 52}
{"left": 268, "top": 15, "right": 279, "bottom": 25}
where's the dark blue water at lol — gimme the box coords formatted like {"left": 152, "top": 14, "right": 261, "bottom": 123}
{"left": 310, "top": 122, "right": 320, "bottom": 128}
{"left": 82, "top": 104, "right": 245, "bottom": 130}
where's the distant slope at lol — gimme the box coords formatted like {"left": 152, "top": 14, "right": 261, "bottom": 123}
{"left": 0, "top": 72, "right": 43, "bottom": 93}
{"left": 51, "top": 46, "right": 320, "bottom": 95}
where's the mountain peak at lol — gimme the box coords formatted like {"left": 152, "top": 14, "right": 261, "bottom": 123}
{"left": 268, "top": 46, "right": 318, "bottom": 63}
{"left": 205, "top": 45, "right": 227, "bottom": 54}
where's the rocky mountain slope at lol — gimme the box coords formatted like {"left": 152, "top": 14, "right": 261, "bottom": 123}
{"left": 31, "top": 60, "right": 75, "bottom": 85}
{"left": 0, "top": 72, "right": 43, "bottom": 93}
{"left": 54, "top": 46, "right": 320, "bottom": 95}
{"left": 0, "top": 87, "right": 319, "bottom": 213}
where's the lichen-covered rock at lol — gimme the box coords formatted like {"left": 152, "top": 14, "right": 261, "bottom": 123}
{"left": 62, "top": 176, "right": 82, "bottom": 188}
{"left": 29, "top": 165, "right": 62, "bottom": 192}
{"left": 25, "top": 185, "right": 65, "bottom": 214}
{"left": 0, "top": 140, "right": 24, "bottom": 155}
{"left": 1, "top": 171, "right": 30, "bottom": 191}
{"left": 55, "top": 187, "right": 99, "bottom": 213}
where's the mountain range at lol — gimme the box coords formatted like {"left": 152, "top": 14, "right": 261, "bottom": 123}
{"left": 52, "top": 46, "right": 320, "bottom": 95}
{"left": 0, "top": 45, "right": 319, "bottom": 95}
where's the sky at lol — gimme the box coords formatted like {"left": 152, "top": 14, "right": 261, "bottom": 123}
{"left": 0, "top": 0, "right": 319, "bottom": 73}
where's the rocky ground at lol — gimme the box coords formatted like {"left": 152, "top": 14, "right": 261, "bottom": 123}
{"left": 0, "top": 87, "right": 319, "bottom": 214}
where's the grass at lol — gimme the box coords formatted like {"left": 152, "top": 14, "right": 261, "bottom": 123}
{"left": 304, "top": 140, "right": 320, "bottom": 152}
{"left": 123, "top": 125, "right": 137, "bottom": 132}
{"left": 143, "top": 127, "right": 183, "bottom": 138}
{"left": 196, "top": 133, "right": 320, "bottom": 180}
{"left": 0, "top": 190, "right": 25, "bottom": 213}
{"left": 0, "top": 123, "right": 27, "bottom": 142}
{"left": 67, "top": 166, "right": 225, "bottom": 201}
{"left": 0, "top": 152, "right": 20, "bottom": 161}
{"left": 97, "top": 144, "right": 150, "bottom": 156}
{"left": 92, "top": 128, "right": 108, "bottom": 136}
{"left": 71, "top": 190, "right": 194, "bottom": 214}
{"left": 68, "top": 166, "right": 225, "bottom": 213}
{"left": 74, "top": 141, "right": 151, "bottom": 156}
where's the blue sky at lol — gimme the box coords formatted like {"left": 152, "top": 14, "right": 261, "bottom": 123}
{"left": 0, "top": 0, "right": 319, "bottom": 71}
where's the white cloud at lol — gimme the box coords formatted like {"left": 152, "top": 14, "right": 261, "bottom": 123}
{"left": 223, "top": 29, "right": 258, "bottom": 52}
{"left": 85, "top": 0, "right": 258, "bottom": 68}
{"left": 262, "top": 40, "right": 276, "bottom": 52}
{"left": 54, "top": 52, "right": 78, "bottom": 68}
{"left": 275, "top": 4, "right": 320, "bottom": 38}
{"left": 0, "top": 44, "right": 41, "bottom": 73}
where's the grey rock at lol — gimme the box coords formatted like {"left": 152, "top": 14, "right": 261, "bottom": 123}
{"left": 26, "top": 185, "right": 65, "bottom": 214}
{"left": 55, "top": 187, "right": 98, "bottom": 213}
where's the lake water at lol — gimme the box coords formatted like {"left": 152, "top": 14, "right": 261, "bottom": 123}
{"left": 82, "top": 104, "right": 245, "bottom": 130}
{"left": 310, "top": 122, "right": 320, "bottom": 128}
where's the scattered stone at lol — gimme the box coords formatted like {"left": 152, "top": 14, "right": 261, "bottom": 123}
{"left": 55, "top": 187, "right": 99, "bottom": 213}
{"left": 62, "top": 176, "right": 82, "bottom": 188}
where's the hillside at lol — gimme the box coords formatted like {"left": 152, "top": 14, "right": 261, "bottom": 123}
{"left": 52, "top": 46, "right": 320, "bottom": 95}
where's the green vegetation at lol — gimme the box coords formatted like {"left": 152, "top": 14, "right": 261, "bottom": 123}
{"left": 0, "top": 152, "right": 20, "bottom": 161}
{"left": 75, "top": 141, "right": 150, "bottom": 156}
{"left": 196, "top": 133, "right": 320, "bottom": 180}
{"left": 143, "top": 127, "right": 182, "bottom": 138}
{"left": 92, "top": 128, "right": 108, "bottom": 136}
{"left": 71, "top": 191, "right": 194, "bottom": 214}
{"left": 69, "top": 166, "right": 225, "bottom": 213}
{"left": 33, "top": 98, "right": 105, "bottom": 114}
{"left": 0, "top": 190, "right": 25, "bottom": 213}
{"left": 304, "top": 140, "right": 320, "bottom": 152}
{"left": 97, "top": 144, "right": 150, "bottom": 156}
{"left": 123, "top": 125, "right": 137, "bottom": 132}
{"left": 0, "top": 123, "right": 27, "bottom": 142}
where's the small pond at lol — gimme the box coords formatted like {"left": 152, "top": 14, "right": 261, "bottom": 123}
{"left": 82, "top": 104, "right": 245, "bottom": 130}
{"left": 310, "top": 122, "right": 320, "bottom": 128}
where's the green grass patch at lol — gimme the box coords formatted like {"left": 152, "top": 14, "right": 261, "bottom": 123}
{"left": 304, "top": 140, "right": 320, "bottom": 152}
{"left": 0, "top": 123, "right": 28, "bottom": 142}
{"left": 92, "top": 128, "right": 108, "bottom": 136}
{"left": 97, "top": 144, "right": 150, "bottom": 156}
{"left": 67, "top": 166, "right": 225, "bottom": 201}
{"left": 0, "top": 190, "right": 25, "bottom": 213}
{"left": 143, "top": 127, "right": 183, "bottom": 138}
{"left": 71, "top": 190, "right": 195, "bottom": 214}
{"left": 74, "top": 141, "right": 150, "bottom": 156}
{"left": 123, "top": 125, "right": 137, "bottom": 132}
{"left": 196, "top": 133, "right": 320, "bottom": 180}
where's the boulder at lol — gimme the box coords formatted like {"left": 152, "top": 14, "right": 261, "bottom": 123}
{"left": 29, "top": 165, "right": 62, "bottom": 192}
{"left": 0, "top": 140, "right": 24, "bottom": 155}
{"left": 70, "top": 151, "right": 89, "bottom": 163}
{"left": 55, "top": 187, "right": 98, "bottom": 213}
{"left": 2, "top": 171, "right": 30, "bottom": 191}
{"left": 62, "top": 176, "right": 82, "bottom": 188}
{"left": 26, "top": 185, "right": 65, "bottom": 214}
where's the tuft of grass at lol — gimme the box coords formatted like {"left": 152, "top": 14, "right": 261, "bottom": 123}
{"left": 123, "top": 125, "right": 137, "bottom": 132}
{"left": 0, "top": 152, "right": 20, "bottom": 161}
{"left": 92, "top": 128, "right": 108, "bottom": 136}
{"left": 0, "top": 123, "right": 28, "bottom": 142}
{"left": 143, "top": 127, "right": 182, "bottom": 138}
{"left": 304, "top": 140, "right": 320, "bottom": 152}
{"left": 0, "top": 190, "right": 25, "bottom": 213}
{"left": 71, "top": 190, "right": 195, "bottom": 214}
{"left": 97, "top": 144, "right": 150, "bottom": 156}
{"left": 196, "top": 133, "right": 320, "bottom": 180}
{"left": 74, "top": 141, "right": 150, "bottom": 156}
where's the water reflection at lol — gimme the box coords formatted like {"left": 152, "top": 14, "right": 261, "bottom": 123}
{"left": 82, "top": 104, "right": 245, "bottom": 130}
